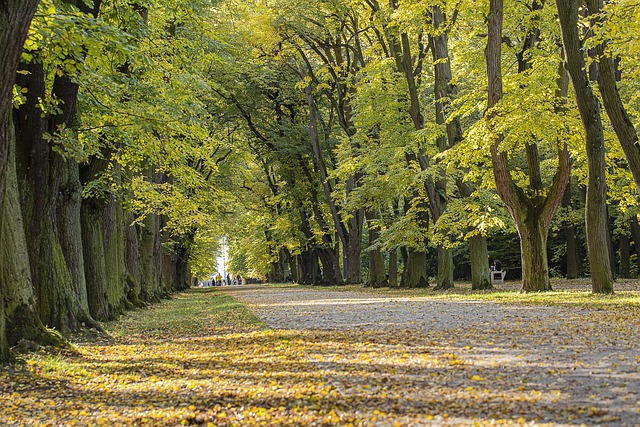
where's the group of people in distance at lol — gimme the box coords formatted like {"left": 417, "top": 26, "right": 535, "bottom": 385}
{"left": 211, "top": 273, "right": 243, "bottom": 286}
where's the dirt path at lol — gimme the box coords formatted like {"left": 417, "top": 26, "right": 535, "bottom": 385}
{"left": 2, "top": 286, "right": 638, "bottom": 426}
{"left": 223, "top": 285, "right": 640, "bottom": 426}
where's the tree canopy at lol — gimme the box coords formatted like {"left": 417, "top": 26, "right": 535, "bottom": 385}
{"left": 1, "top": 0, "right": 640, "bottom": 360}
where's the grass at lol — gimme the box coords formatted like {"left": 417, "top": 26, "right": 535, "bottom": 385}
{"left": 106, "top": 288, "right": 264, "bottom": 338}
{"left": 287, "top": 278, "right": 640, "bottom": 309}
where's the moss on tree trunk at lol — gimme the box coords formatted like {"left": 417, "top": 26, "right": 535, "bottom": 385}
{"left": 103, "top": 190, "right": 128, "bottom": 313}
{"left": 81, "top": 199, "right": 111, "bottom": 320}
{"left": 125, "top": 212, "right": 143, "bottom": 306}
{"left": 2, "top": 119, "right": 64, "bottom": 347}
{"left": 139, "top": 212, "right": 162, "bottom": 301}
{"left": 55, "top": 158, "right": 97, "bottom": 328}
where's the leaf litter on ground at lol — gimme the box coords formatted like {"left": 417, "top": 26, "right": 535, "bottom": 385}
{"left": 1, "top": 284, "right": 639, "bottom": 426}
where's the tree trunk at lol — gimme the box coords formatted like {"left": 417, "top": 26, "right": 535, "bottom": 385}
{"left": 0, "top": 292, "right": 7, "bottom": 362}
{"left": 317, "top": 247, "right": 339, "bottom": 285}
{"left": 365, "top": 210, "right": 387, "bottom": 287}
{"left": 470, "top": 235, "right": 492, "bottom": 290}
{"left": 619, "top": 231, "right": 630, "bottom": 279}
{"left": 0, "top": 0, "right": 42, "bottom": 360}
{"left": 556, "top": 0, "right": 613, "bottom": 293}
{"left": 435, "top": 247, "right": 454, "bottom": 290}
{"left": 2, "top": 119, "right": 62, "bottom": 347}
{"left": 563, "top": 183, "right": 580, "bottom": 278}
{"left": 102, "top": 188, "right": 128, "bottom": 309}
{"left": 607, "top": 207, "right": 616, "bottom": 278}
{"left": 295, "top": 254, "right": 305, "bottom": 284}
{"left": 56, "top": 158, "right": 96, "bottom": 327}
{"left": 520, "top": 218, "right": 552, "bottom": 292}
{"left": 345, "top": 210, "right": 364, "bottom": 284}
{"left": 14, "top": 64, "right": 80, "bottom": 333}
{"left": 632, "top": 217, "right": 640, "bottom": 277}
{"left": 0, "top": 0, "right": 40, "bottom": 199}
{"left": 81, "top": 197, "right": 110, "bottom": 320}
{"left": 139, "top": 212, "right": 162, "bottom": 301}
{"left": 161, "top": 231, "right": 176, "bottom": 295}
{"left": 174, "top": 244, "right": 190, "bottom": 291}
{"left": 125, "top": 212, "right": 143, "bottom": 306}
{"left": 401, "top": 250, "right": 429, "bottom": 288}
{"left": 298, "top": 250, "right": 320, "bottom": 285}
{"left": 388, "top": 249, "right": 398, "bottom": 287}
{"left": 289, "top": 254, "right": 299, "bottom": 283}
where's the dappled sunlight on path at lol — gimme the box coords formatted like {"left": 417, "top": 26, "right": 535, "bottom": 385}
{"left": 224, "top": 285, "right": 640, "bottom": 426}
{"left": 1, "top": 286, "right": 638, "bottom": 426}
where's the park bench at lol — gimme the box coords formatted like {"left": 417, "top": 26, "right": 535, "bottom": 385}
{"left": 490, "top": 269, "right": 506, "bottom": 285}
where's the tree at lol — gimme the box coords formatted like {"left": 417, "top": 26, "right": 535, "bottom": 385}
{"left": 485, "top": 0, "right": 572, "bottom": 292}
{"left": 1, "top": 0, "right": 57, "bottom": 362}
{"left": 556, "top": 0, "right": 614, "bottom": 293}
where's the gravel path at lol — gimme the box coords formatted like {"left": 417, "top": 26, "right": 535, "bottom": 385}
{"left": 223, "top": 285, "right": 640, "bottom": 426}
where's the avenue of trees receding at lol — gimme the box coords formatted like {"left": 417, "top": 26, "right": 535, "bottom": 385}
{"left": 1, "top": 0, "right": 640, "bottom": 361}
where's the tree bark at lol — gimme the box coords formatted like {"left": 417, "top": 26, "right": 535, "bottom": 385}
{"left": 435, "top": 246, "right": 453, "bottom": 290}
{"left": 300, "top": 163, "right": 343, "bottom": 284}
{"left": 469, "top": 235, "right": 492, "bottom": 290}
{"left": 0, "top": 0, "right": 40, "bottom": 202}
{"left": 14, "top": 64, "right": 82, "bottom": 332}
{"left": 125, "top": 212, "right": 143, "bottom": 306}
{"left": 102, "top": 185, "right": 129, "bottom": 310}
{"left": 0, "top": 0, "right": 44, "bottom": 363}
{"left": 563, "top": 183, "right": 580, "bottom": 278}
{"left": 619, "top": 230, "right": 630, "bottom": 279}
{"left": 346, "top": 211, "right": 364, "bottom": 283}
{"left": 139, "top": 211, "right": 163, "bottom": 301}
{"left": 0, "top": 293, "right": 6, "bottom": 362}
{"left": 2, "top": 119, "right": 62, "bottom": 348}
{"left": 401, "top": 250, "right": 429, "bottom": 288}
{"left": 365, "top": 210, "right": 387, "bottom": 287}
{"left": 556, "top": 0, "right": 613, "bottom": 293}
{"left": 632, "top": 217, "right": 640, "bottom": 277}
{"left": 298, "top": 250, "right": 320, "bottom": 285}
{"left": 289, "top": 253, "right": 299, "bottom": 283}
{"left": 388, "top": 249, "right": 398, "bottom": 287}
{"left": 56, "top": 157, "right": 96, "bottom": 327}
{"left": 81, "top": 196, "right": 110, "bottom": 320}
{"left": 519, "top": 216, "right": 551, "bottom": 291}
